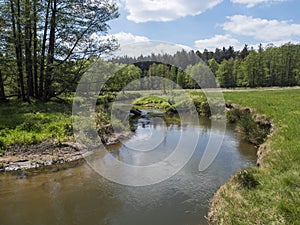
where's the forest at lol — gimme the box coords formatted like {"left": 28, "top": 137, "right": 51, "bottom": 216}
{"left": 110, "top": 43, "right": 300, "bottom": 90}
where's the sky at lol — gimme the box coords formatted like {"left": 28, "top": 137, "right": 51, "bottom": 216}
{"left": 105, "top": 0, "right": 300, "bottom": 56}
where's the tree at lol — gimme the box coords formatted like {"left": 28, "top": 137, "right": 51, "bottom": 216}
{"left": 208, "top": 58, "right": 219, "bottom": 75}
{"left": 234, "top": 58, "right": 244, "bottom": 87}
{"left": 176, "top": 69, "right": 185, "bottom": 88}
{"left": 0, "top": 0, "right": 119, "bottom": 100}
{"left": 216, "top": 59, "right": 235, "bottom": 88}
{"left": 239, "top": 44, "right": 250, "bottom": 60}
{"left": 224, "top": 46, "right": 236, "bottom": 60}
{"left": 213, "top": 48, "right": 223, "bottom": 63}
{"left": 257, "top": 43, "right": 266, "bottom": 86}
{"left": 170, "top": 65, "right": 177, "bottom": 89}
{"left": 110, "top": 44, "right": 300, "bottom": 89}
{"left": 242, "top": 50, "right": 259, "bottom": 87}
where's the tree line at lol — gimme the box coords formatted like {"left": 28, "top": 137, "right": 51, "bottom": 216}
{"left": 0, "top": 0, "right": 119, "bottom": 101}
{"left": 102, "top": 61, "right": 216, "bottom": 92}
{"left": 111, "top": 43, "right": 300, "bottom": 88}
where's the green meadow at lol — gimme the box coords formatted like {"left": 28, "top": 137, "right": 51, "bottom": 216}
{"left": 209, "top": 88, "right": 300, "bottom": 224}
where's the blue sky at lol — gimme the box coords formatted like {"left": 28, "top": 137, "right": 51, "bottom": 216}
{"left": 106, "top": 0, "right": 300, "bottom": 54}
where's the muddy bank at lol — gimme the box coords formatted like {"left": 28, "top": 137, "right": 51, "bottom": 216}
{"left": 0, "top": 130, "right": 132, "bottom": 172}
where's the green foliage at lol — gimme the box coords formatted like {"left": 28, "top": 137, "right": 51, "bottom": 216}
{"left": 185, "top": 62, "right": 216, "bottom": 88}
{"left": 208, "top": 58, "right": 219, "bottom": 75}
{"left": 103, "top": 64, "right": 142, "bottom": 92}
{"left": 0, "top": 139, "right": 5, "bottom": 154}
{"left": 216, "top": 58, "right": 235, "bottom": 88}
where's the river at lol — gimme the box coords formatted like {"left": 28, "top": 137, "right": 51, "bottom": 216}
{"left": 0, "top": 114, "right": 256, "bottom": 225}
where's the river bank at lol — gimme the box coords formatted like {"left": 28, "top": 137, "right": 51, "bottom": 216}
{"left": 0, "top": 130, "right": 131, "bottom": 172}
{"left": 0, "top": 99, "right": 132, "bottom": 172}
{"left": 208, "top": 103, "right": 273, "bottom": 223}
{"left": 207, "top": 89, "right": 300, "bottom": 224}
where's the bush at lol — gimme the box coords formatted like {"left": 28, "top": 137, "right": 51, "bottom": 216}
{"left": 17, "top": 121, "right": 43, "bottom": 132}
{"left": 238, "top": 111, "right": 270, "bottom": 145}
{"left": 200, "top": 101, "right": 211, "bottom": 117}
{"left": 227, "top": 107, "right": 271, "bottom": 145}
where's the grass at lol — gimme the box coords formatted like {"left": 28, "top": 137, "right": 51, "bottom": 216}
{"left": 0, "top": 99, "right": 73, "bottom": 148}
{"left": 0, "top": 97, "right": 129, "bottom": 150}
{"left": 209, "top": 88, "right": 300, "bottom": 224}
{"left": 133, "top": 96, "right": 175, "bottom": 112}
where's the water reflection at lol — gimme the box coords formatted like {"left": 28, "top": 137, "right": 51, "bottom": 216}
{"left": 0, "top": 116, "right": 256, "bottom": 225}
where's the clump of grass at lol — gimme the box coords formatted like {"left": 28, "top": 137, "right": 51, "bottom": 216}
{"left": 235, "top": 169, "right": 260, "bottom": 189}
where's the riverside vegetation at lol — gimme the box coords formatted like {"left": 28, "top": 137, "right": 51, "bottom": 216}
{"left": 209, "top": 88, "right": 300, "bottom": 224}
{"left": 0, "top": 95, "right": 129, "bottom": 171}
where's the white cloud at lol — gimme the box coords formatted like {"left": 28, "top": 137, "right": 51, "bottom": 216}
{"left": 223, "top": 15, "right": 300, "bottom": 42}
{"left": 102, "top": 33, "right": 192, "bottom": 58}
{"left": 114, "top": 41, "right": 192, "bottom": 58}
{"left": 249, "top": 39, "right": 299, "bottom": 50}
{"left": 194, "top": 34, "right": 240, "bottom": 51}
{"left": 230, "top": 0, "right": 287, "bottom": 8}
{"left": 109, "top": 32, "right": 150, "bottom": 45}
{"left": 120, "top": 0, "right": 223, "bottom": 23}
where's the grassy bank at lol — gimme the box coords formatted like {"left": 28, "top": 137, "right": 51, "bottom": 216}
{"left": 0, "top": 99, "right": 73, "bottom": 153}
{"left": 133, "top": 96, "right": 175, "bottom": 112}
{"left": 209, "top": 89, "right": 300, "bottom": 224}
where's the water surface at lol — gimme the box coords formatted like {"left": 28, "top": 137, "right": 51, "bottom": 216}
{"left": 0, "top": 115, "right": 256, "bottom": 225}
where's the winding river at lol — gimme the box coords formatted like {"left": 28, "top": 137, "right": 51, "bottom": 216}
{"left": 0, "top": 114, "right": 256, "bottom": 225}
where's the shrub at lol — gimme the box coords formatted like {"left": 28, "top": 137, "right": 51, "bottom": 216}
{"left": 238, "top": 111, "right": 270, "bottom": 145}
{"left": 227, "top": 107, "right": 271, "bottom": 146}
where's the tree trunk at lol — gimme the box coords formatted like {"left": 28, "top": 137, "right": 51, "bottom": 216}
{"left": 33, "top": 0, "right": 38, "bottom": 97}
{"left": 39, "top": 0, "right": 51, "bottom": 98}
{"left": 44, "top": 0, "right": 57, "bottom": 100}
{"left": 25, "top": 0, "right": 33, "bottom": 98}
{"left": 10, "top": 0, "right": 25, "bottom": 100}
{"left": 0, "top": 71, "right": 6, "bottom": 100}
